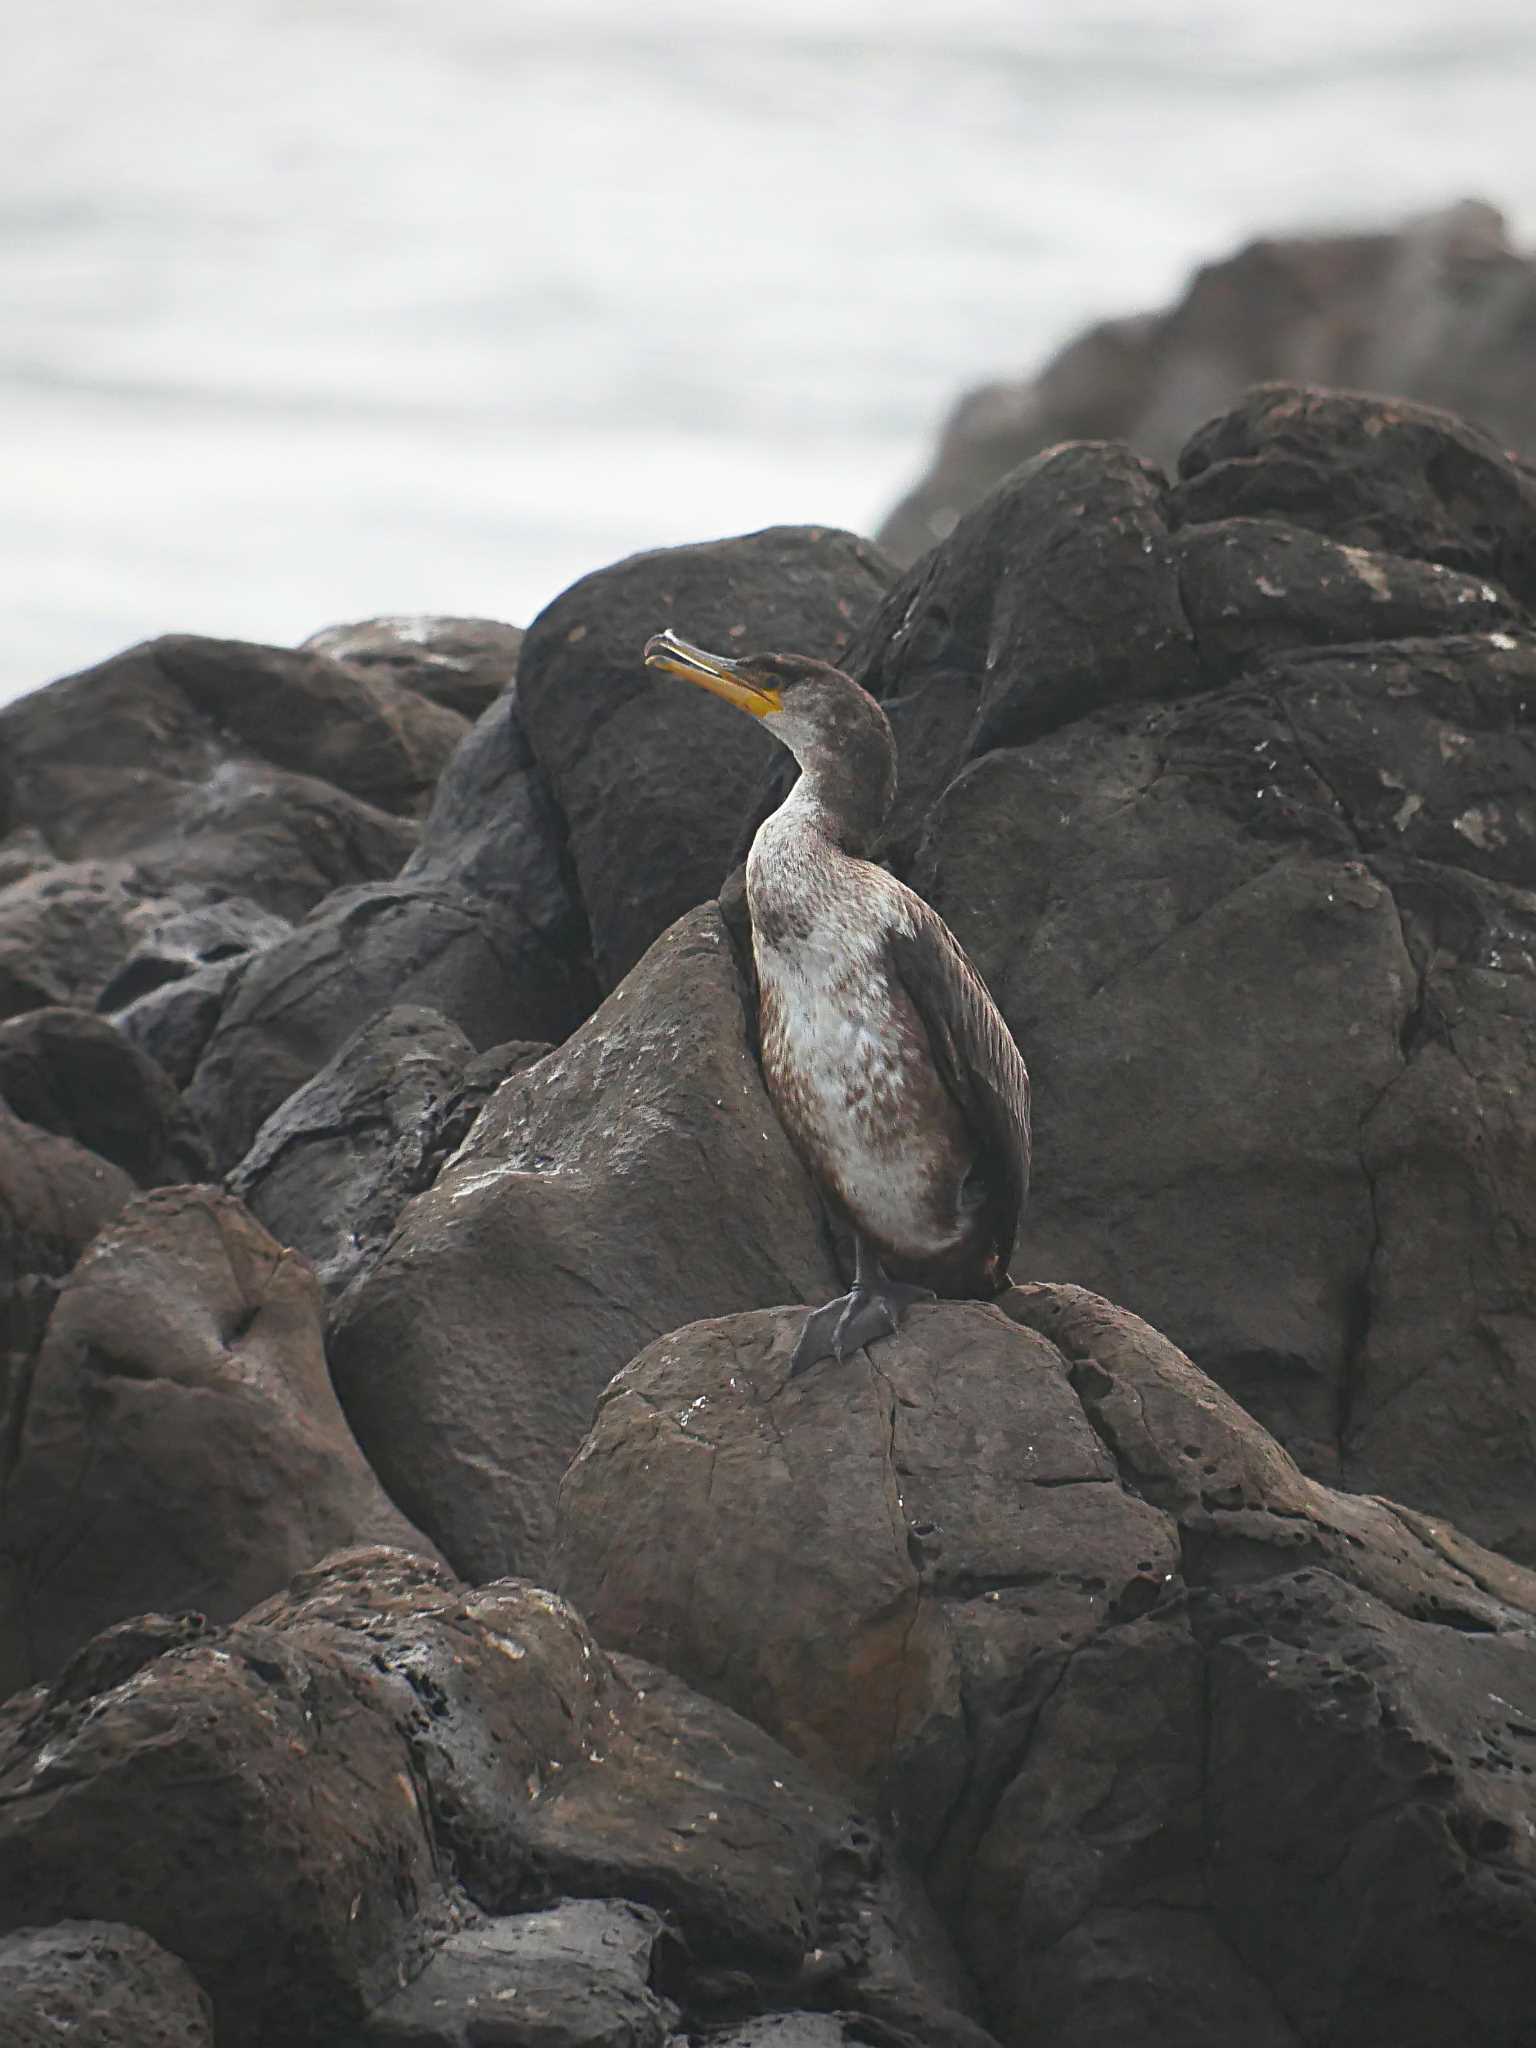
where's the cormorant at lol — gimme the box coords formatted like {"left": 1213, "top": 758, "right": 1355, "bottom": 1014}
{"left": 643, "top": 629, "right": 1031, "bottom": 1374}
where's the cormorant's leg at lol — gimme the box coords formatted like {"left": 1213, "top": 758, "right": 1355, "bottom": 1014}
{"left": 788, "top": 1235, "right": 935, "bottom": 1377}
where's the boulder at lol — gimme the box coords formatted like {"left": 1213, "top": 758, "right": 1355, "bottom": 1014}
{"left": 358, "top": 1900, "right": 678, "bottom": 2047}
{"left": 329, "top": 905, "right": 840, "bottom": 1584}
{"left": 304, "top": 613, "right": 525, "bottom": 721}
{"left": 879, "top": 200, "right": 1536, "bottom": 562}
{"left": 0, "top": 1007, "right": 208, "bottom": 1186}
{"left": 554, "top": 1301, "right": 1177, "bottom": 1856}
{"left": 516, "top": 525, "right": 892, "bottom": 987}
{"left": 229, "top": 1004, "right": 547, "bottom": 1297}
{"left": 844, "top": 443, "right": 1198, "bottom": 857}
{"left": 556, "top": 1287, "right": 1536, "bottom": 2047}
{"left": 186, "top": 686, "right": 593, "bottom": 1171}
{"left": 0, "top": 1546, "right": 987, "bottom": 2048}
{"left": 0, "top": 1187, "right": 438, "bottom": 1693}
{"left": 911, "top": 614, "right": 1536, "bottom": 1551}
{"left": 0, "top": 1920, "right": 213, "bottom": 2048}
{"left": 1171, "top": 385, "right": 1536, "bottom": 605}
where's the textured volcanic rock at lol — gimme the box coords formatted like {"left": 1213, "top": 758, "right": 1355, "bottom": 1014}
{"left": 330, "top": 905, "right": 839, "bottom": 1584}
{"left": 0, "top": 1547, "right": 987, "bottom": 2048}
{"left": 186, "top": 685, "right": 593, "bottom": 1171}
{"left": 359, "top": 1900, "right": 678, "bottom": 2047}
{"left": 1171, "top": 385, "right": 1536, "bottom": 605}
{"left": 229, "top": 1004, "right": 548, "bottom": 1297}
{"left": 1174, "top": 516, "right": 1518, "bottom": 680}
{"left": 879, "top": 200, "right": 1536, "bottom": 562}
{"left": 912, "top": 607, "right": 1536, "bottom": 1550}
{"left": 0, "top": 1920, "right": 214, "bottom": 2048}
{"left": 304, "top": 613, "right": 525, "bottom": 720}
{"left": 557, "top": 1288, "right": 1536, "bottom": 2047}
{"left": 0, "top": 1187, "right": 437, "bottom": 1692}
{"left": 841, "top": 443, "right": 1198, "bottom": 858}
{"left": 0, "top": 1007, "right": 208, "bottom": 1186}
{"left": 516, "top": 524, "right": 892, "bottom": 987}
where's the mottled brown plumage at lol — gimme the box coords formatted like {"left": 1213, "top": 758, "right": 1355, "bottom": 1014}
{"left": 643, "top": 630, "right": 1031, "bottom": 1370}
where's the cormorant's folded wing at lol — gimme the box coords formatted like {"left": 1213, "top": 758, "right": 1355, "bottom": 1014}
{"left": 887, "top": 905, "right": 1032, "bottom": 1276}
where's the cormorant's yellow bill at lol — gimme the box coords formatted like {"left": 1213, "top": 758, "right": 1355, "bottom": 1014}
{"left": 643, "top": 630, "right": 783, "bottom": 718}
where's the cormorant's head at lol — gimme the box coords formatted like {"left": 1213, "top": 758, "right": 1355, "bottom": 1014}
{"left": 642, "top": 631, "right": 892, "bottom": 782}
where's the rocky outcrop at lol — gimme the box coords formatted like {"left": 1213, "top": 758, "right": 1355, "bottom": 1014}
{"left": 185, "top": 684, "right": 593, "bottom": 1170}
{"left": 303, "top": 613, "right": 525, "bottom": 721}
{"left": 229, "top": 1005, "right": 548, "bottom": 1297}
{"left": 516, "top": 525, "right": 892, "bottom": 987}
{"left": 880, "top": 200, "right": 1536, "bottom": 564}
{"left": 4, "top": 373, "right": 1536, "bottom": 2044}
{"left": 0, "top": 1546, "right": 989, "bottom": 2048}
{"left": 0, "top": 1920, "right": 213, "bottom": 2047}
{"left": 0, "top": 1188, "right": 436, "bottom": 1693}
{"left": 555, "top": 1287, "right": 1536, "bottom": 2046}
{"left": 330, "top": 906, "right": 839, "bottom": 1583}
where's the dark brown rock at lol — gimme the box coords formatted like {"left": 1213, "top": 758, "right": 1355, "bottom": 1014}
{"left": 186, "top": 686, "right": 593, "bottom": 1171}
{"left": 0, "top": 1007, "right": 208, "bottom": 1186}
{"left": 0, "top": 1186, "right": 438, "bottom": 1693}
{"left": 359, "top": 1900, "right": 677, "bottom": 2047}
{"left": 227, "top": 1002, "right": 476, "bottom": 1292}
{"left": 0, "top": 1920, "right": 214, "bottom": 2047}
{"left": 1175, "top": 516, "right": 1521, "bottom": 680}
{"left": 330, "top": 905, "right": 839, "bottom": 1584}
{"left": 844, "top": 443, "right": 1199, "bottom": 856}
{"left": 555, "top": 1289, "right": 1536, "bottom": 2047}
{"left": 304, "top": 614, "right": 524, "bottom": 721}
{"left": 912, "top": 627, "right": 1536, "bottom": 1552}
{"left": 1171, "top": 384, "right": 1536, "bottom": 605}
{"left": 879, "top": 200, "right": 1536, "bottom": 563}
{"left": 1199, "top": 1571, "right": 1536, "bottom": 2047}
{"left": 554, "top": 1301, "right": 1177, "bottom": 1857}
{"left": 517, "top": 525, "right": 892, "bottom": 987}
{"left": 0, "top": 1546, "right": 987, "bottom": 2048}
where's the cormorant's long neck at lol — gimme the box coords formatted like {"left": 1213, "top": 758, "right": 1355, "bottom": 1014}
{"left": 780, "top": 721, "right": 896, "bottom": 859}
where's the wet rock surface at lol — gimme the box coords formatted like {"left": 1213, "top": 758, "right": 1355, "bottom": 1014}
{"left": 4, "top": 385, "right": 1536, "bottom": 2044}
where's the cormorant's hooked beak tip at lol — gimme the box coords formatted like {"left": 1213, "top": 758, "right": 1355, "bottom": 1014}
{"left": 643, "top": 629, "right": 782, "bottom": 719}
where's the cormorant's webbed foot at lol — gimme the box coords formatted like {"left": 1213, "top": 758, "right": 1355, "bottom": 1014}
{"left": 788, "top": 1269, "right": 936, "bottom": 1377}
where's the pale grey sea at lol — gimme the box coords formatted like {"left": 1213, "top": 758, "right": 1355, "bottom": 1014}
{"left": 5, "top": 0, "right": 1535, "bottom": 703}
